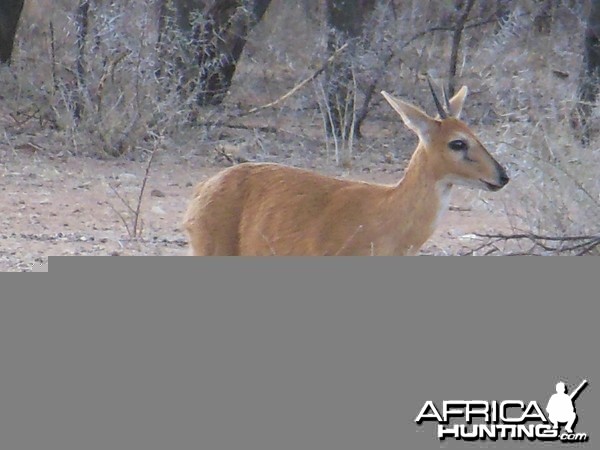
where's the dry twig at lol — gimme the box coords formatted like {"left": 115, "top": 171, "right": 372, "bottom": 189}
{"left": 465, "top": 232, "right": 600, "bottom": 256}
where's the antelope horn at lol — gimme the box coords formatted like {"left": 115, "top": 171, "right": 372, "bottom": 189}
{"left": 426, "top": 75, "right": 447, "bottom": 119}
{"left": 442, "top": 85, "right": 452, "bottom": 116}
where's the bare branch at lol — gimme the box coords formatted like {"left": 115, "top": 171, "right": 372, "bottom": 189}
{"left": 468, "top": 232, "right": 600, "bottom": 256}
{"left": 243, "top": 43, "right": 349, "bottom": 116}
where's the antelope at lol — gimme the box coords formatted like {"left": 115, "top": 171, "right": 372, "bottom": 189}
{"left": 183, "top": 79, "right": 509, "bottom": 255}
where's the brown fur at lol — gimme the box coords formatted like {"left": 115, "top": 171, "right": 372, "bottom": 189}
{"left": 183, "top": 87, "right": 509, "bottom": 255}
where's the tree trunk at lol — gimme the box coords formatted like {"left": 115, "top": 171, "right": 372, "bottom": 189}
{"left": 0, "top": 0, "right": 25, "bottom": 64}
{"left": 448, "top": 0, "right": 476, "bottom": 97}
{"left": 160, "top": 0, "right": 271, "bottom": 106}
{"left": 325, "top": 0, "right": 376, "bottom": 139}
{"left": 74, "top": 0, "right": 91, "bottom": 121}
{"left": 577, "top": 0, "right": 600, "bottom": 143}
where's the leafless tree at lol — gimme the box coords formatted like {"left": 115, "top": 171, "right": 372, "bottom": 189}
{"left": 158, "top": 0, "right": 272, "bottom": 106}
{"left": 448, "top": 0, "right": 476, "bottom": 96}
{"left": 577, "top": 0, "right": 600, "bottom": 143}
{"left": 324, "top": 0, "right": 376, "bottom": 139}
{"left": 0, "top": 0, "right": 24, "bottom": 64}
{"left": 74, "top": 0, "right": 91, "bottom": 121}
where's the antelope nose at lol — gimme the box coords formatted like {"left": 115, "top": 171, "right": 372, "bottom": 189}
{"left": 497, "top": 164, "right": 509, "bottom": 186}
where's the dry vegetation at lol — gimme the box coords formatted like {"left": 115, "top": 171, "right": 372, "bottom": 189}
{"left": 0, "top": 0, "right": 598, "bottom": 268}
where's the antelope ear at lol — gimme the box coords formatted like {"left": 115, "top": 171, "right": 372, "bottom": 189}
{"left": 448, "top": 86, "right": 468, "bottom": 118}
{"left": 381, "top": 91, "right": 436, "bottom": 139}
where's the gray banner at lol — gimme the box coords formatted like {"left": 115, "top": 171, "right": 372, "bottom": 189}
{"left": 0, "top": 257, "right": 597, "bottom": 450}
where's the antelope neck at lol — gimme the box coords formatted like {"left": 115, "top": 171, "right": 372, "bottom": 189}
{"left": 384, "top": 145, "right": 452, "bottom": 251}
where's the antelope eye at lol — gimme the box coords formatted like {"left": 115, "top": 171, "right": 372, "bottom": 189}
{"left": 448, "top": 140, "right": 468, "bottom": 151}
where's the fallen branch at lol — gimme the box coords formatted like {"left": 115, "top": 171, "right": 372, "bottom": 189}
{"left": 242, "top": 42, "right": 349, "bottom": 116}
{"left": 196, "top": 121, "right": 279, "bottom": 133}
{"left": 195, "top": 43, "right": 348, "bottom": 134}
{"left": 466, "top": 232, "right": 600, "bottom": 256}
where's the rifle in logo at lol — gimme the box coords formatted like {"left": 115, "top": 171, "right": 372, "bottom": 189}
{"left": 570, "top": 379, "right": 588, "bottom": 400}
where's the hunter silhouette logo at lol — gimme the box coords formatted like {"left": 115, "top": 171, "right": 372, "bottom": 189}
{"left": 415, "top": 379, "right": 589, "bottom": 443}
{"left": 547, "top": 380, "right": 587, "bottom": 434}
